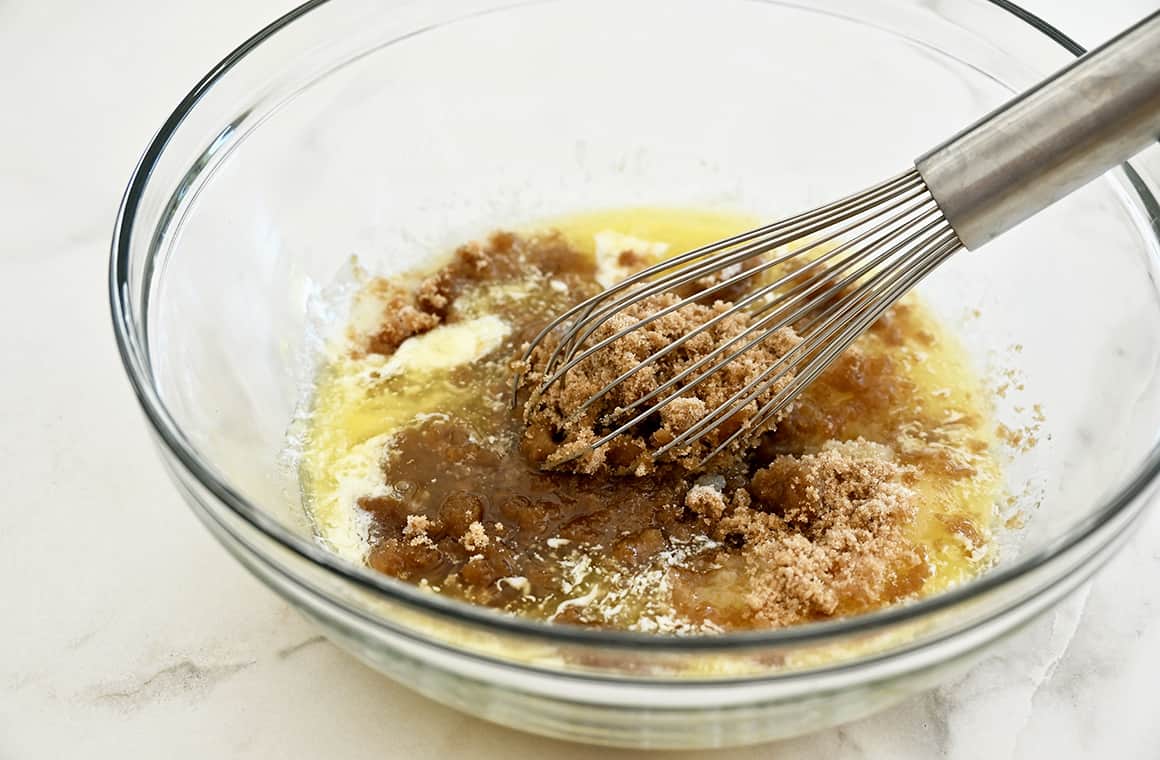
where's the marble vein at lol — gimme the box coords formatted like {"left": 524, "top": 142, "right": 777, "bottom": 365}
{"left": 923, "top": 688, "right": 953, "bottom": 757}
{"left": 276, "top": 635, "right": 327, "bottom": 659}
{"left": 92, "top": 658, "right": 256, "bottom": 711}
{"left": 1011, "top": 585, "right": 1093, "bottom": 750}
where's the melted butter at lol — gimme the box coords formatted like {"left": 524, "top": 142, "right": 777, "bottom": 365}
{"left": 302, "top": 206, "right": 1001, "bottom": 609}
{"left": 549, "top": 206, "right": 761, "bottom": 259}
{"left": 303, "top": 307, "right": 517, "bottom": 558}
{"left": 303, "top": 355, "right": 470, "bottom": 559}
{"left": 807, "top": 298, "right": 1001, "bottom": 593}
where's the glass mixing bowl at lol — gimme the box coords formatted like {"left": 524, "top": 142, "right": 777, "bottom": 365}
{"left": 110, "top": 0, "right": 1160, "bottom": 748}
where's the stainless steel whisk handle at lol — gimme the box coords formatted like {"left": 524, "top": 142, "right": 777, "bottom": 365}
{"left": 916, "top": 10, "right": 1160, "bottom": 250}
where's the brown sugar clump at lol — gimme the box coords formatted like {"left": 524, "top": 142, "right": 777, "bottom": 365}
{"left": 364, "top": 292, "right": 442, "bottom": 356}
{"left": 716, "top": 441, "right": 929, "bottom": 626}
{"left": 520, "top": 293, "right": 801, "bottom": 475}
{"left": 402, "top": 514, "right": 434, "bottom": 546}
{"left": 685, "top": 483, "right": 728, "bottom": 520}
{"left": 462, "top": 521, "right": 490, "bottom": 552}
{"left": 362, "top": 230, "right": 592, "bottom": 356}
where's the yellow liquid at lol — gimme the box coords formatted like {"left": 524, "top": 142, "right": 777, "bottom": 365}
{"left": 302, "top": 207, "right": 1000, "bottom": 609}
{"left": 553, "top": 207, "right": 1000, "bottom": 591}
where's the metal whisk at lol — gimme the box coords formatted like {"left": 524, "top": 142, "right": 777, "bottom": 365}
{"left": 521, "top": 10, "right": 1160, "bottom": 465}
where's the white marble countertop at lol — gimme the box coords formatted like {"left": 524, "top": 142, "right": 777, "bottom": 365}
{"left": 3, "top": 1, "right": 1159, "bottom": 757}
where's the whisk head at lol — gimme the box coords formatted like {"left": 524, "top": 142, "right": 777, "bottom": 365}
{"left": 517, "top": 168, "right": 964, "bottom": 467}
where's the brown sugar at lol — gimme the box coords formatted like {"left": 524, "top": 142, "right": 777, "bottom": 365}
{"left": 402, "top": 514, "right": 434, "bottom": 546}
{"left": 363, "top": 291, "right": 442, "bottom": 356}
{"left": 684, "top": 482, "right": 728, "bottom": 520}
{"left": 462, "top": 521, "right": 491, "bottom": 552}
{"left": 520, "top": 293, "right": 800, "bottom": 475}
{"left": 722, "top": 442, "right": 928, "bottom": 626}
{"left": 363, "top": 230, "right": 595, "bottom": 356}
{"left": 317, "top": 226, "right": 994, "bottom": 633}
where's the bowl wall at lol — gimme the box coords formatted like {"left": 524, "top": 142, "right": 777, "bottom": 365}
{"left": 114, "top": 0, "right": 1160, "bottom": 747}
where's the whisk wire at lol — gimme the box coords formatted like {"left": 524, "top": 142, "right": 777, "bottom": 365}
{"left": 699, "top": 234, "right": 963, "bottom": 464}
{"left": 552, "top": 179, "right": 931, "bottom": 368}
{"left": 520, "top": 168, "right": 967, "bottom": 465}
{"left": 586, "top": 209, "right": 949, "bottom": 433}
{"left": 541, "top": 183, "right": 935, "bottom": 390}
{"left": 519, "top": 169, "right": 924, "bottom": 383}
{"left": 652, "top": 224, "right": 958, "bottom": 459}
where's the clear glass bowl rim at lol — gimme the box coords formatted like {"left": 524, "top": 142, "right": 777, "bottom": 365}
{"left": 109, "top": 0, "right": 1160, "bottom": 652}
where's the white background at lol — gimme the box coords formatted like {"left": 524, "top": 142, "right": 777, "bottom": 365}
{"left": 2, "top": 1, "right": 1158, "bottom": 757}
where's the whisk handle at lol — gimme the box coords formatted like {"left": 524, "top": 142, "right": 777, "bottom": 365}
{"left": 915, "top": 10, "right": 1160, "bottom": 250}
